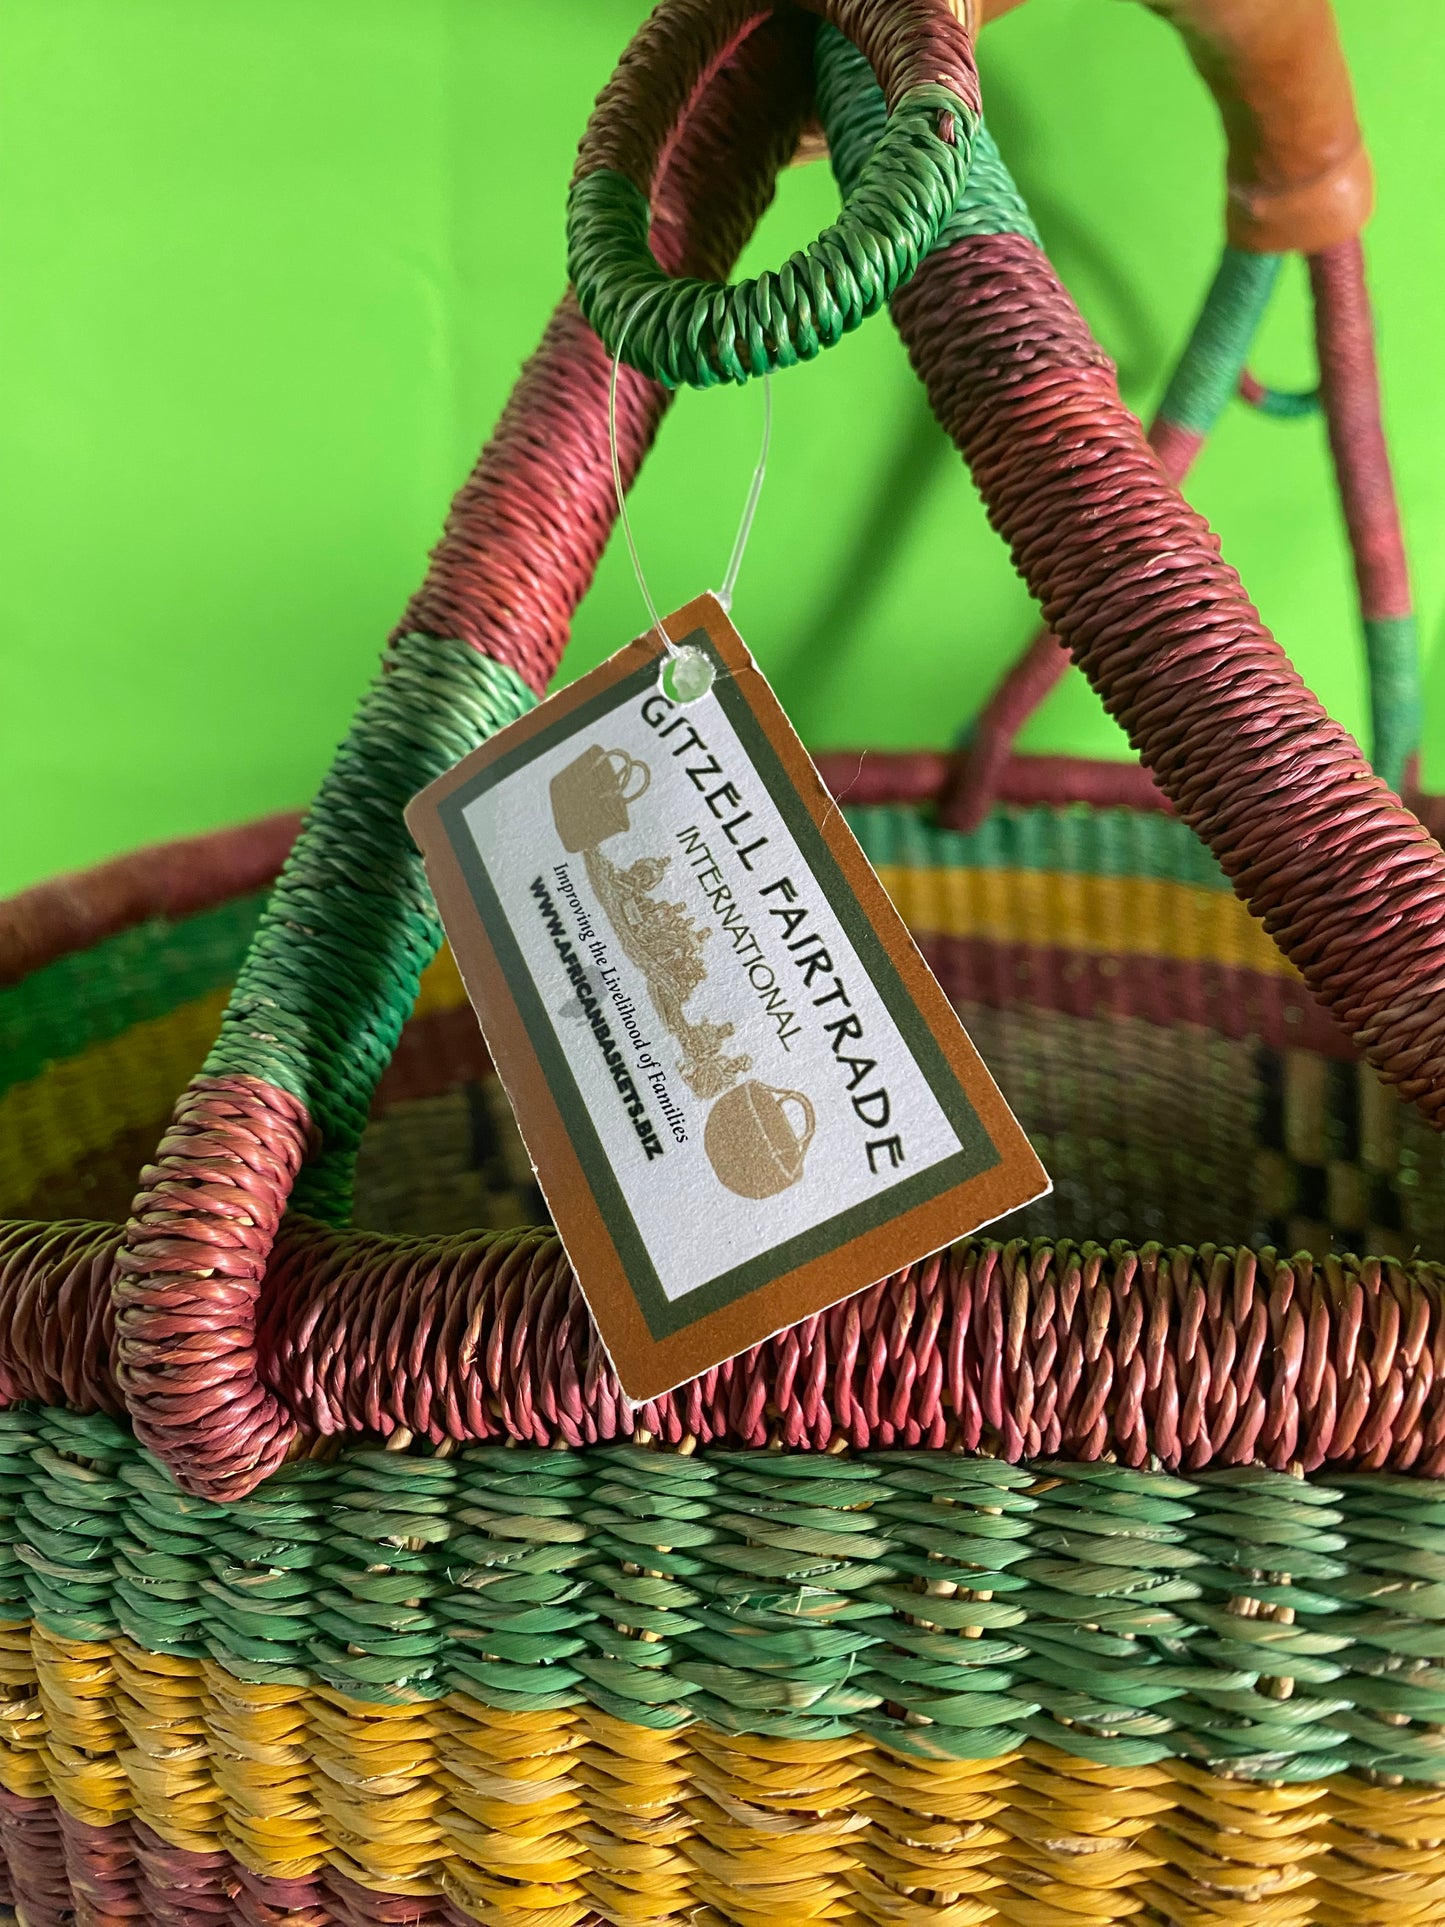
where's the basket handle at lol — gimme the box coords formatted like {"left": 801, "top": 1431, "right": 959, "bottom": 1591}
{"left": 974, "top": 0, "right": 1369, "bottom": 252}
{"left": 111, "top": 8, "right": 820, "bottom": 1501}
{"left": 567, "top": 0, "right": 981, "bottom": 388}
{"left": 110, "top": 0, "right": 1400, "bottom": 1507}
{"left": 943, "top": 233, "right": 1419, "bottom": 826}
{"left": 942, "top": 244, "right": 1281, "bottom": 831}
{"left": 818, "top": 36, "right": 1445, "bottom": 1136}
{"left": 1146, "top": 0, "right": 1371, "bottom": 253}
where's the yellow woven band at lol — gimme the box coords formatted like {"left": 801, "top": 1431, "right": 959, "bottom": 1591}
{"left": 1, "top": 1620, "right": 1441, "bottom": 1925}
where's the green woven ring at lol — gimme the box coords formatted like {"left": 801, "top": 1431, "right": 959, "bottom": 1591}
{"left": 1247, "top": 382, "right": 1322, "bottom": 420}
{"left": 568, "top": 83, "right": 976, "bottom": 390}
{"left": 816, "top": 24, "right": 1039, "bottom": 250}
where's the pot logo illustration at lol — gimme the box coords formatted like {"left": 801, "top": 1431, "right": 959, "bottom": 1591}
{"left": 548, "top": 745, "right": 650, "bottom": 851}
{"left": 704, "top": 1081, "right": 815, "bottom": 1198}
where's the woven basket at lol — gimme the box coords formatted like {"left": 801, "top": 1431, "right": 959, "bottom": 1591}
{"left": 3, "top": 3, "right": 1443, "bottom": 1923}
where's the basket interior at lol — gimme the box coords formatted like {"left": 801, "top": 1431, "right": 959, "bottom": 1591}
{"left": 5, "top": 802, "right": 1442, "bottom": 1264}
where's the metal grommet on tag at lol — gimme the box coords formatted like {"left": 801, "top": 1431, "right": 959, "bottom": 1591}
{"left": 659, "top": 644, "right": 715, "bottom": 705}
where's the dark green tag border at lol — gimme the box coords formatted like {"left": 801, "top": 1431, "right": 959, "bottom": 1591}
{"left": 438, "top": 632, "right": 1000, "bottom": 1343}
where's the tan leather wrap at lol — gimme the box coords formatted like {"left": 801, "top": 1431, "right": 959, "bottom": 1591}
{"left": 1147, "top": 1, "right": 1371, "bottom": 249}
{"left": 977, "top": 0, "right": 1371, "bottom": 251}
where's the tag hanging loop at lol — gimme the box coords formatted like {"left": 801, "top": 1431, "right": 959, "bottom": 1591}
{"left": 607, "top": 294, "right": 772, "bottom": 703}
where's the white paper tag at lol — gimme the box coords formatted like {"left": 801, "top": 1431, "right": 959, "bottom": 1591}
{"left": 407, "top": 595, "right": 1049, "bottom": 1400}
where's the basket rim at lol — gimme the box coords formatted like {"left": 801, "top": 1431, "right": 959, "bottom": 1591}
{"left": 9, "top": 747, "right": 1440, "bottom": 995}
{"left": 0, "top": 812, "right": 300, "bottom": 991}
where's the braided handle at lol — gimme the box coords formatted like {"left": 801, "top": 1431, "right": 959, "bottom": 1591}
{"left": 111, "top": 12, "right": 818, "bottom": 1501}
{"left": 568, "top": 0, "right": 980, "bottom": 387}
{"left": 806, "top": 37, "right": 1445, "bottom": 1141}
{"left": 941, "top": 245, "right": 1282, "bottom": 831}
{"left": 944, "top": 235, "right": 1420, "bottom": 824}
{"left": 939, "top": 0, "right": 1393, "bottom": 826}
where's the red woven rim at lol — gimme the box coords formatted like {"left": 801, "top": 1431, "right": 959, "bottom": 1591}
{"left": 9, "top": 1213, "right": 1445, "bottom": 1475}
{"left": 0, "top": 812, "right": 300, "bottom": 990}
{"left": 8, "top": 765, "right": 1442, "bottom": 992}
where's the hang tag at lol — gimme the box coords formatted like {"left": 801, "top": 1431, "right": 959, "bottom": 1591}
{"left": 406, "top": 595, "right": 1049, "bottom": 1402}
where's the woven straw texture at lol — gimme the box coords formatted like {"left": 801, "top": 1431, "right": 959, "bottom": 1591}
{"left": 1, "top": 1399, "right": 1445, "bottom": 1924}
{"left": 1, "top": 1, "right": 1439, "bottom": 1921}
{"left": 7, "top": 794, "right": 1445, "bottom": 1922}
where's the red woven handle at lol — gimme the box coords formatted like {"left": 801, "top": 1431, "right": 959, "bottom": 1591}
{"left": 576, "top": 0, "right": 978, "bottom": 195}
{"left": 108, "top": 16, "right": 817, "bottom": 1503}
{"left": 893, "top": 232, "right": 1445, "bottom": 1125}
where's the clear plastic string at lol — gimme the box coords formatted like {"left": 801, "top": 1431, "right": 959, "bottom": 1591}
{"left": 718, "top": 372, "right": 772, "bottom": 612}
{"left": 608, "top": 295, "right": 772, "bottom": 662}
{"left": 607, "top": 298, "right": 671, "bottom": 656}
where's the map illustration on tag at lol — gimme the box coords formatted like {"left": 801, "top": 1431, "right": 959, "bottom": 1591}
{"left": 406, "top": 594, "right": 1049, "bottom": 1401}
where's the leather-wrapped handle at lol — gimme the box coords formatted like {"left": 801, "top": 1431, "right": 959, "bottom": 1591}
{"left": 1148, "top": 0, "right": 1371, "bottom": 252}
{"left": 973, "top": 0, "right": 1371, "bottom": 251}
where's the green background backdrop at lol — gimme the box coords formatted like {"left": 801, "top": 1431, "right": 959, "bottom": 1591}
{"left": 1, "top": 0, "right": 1440, "bottom": 895}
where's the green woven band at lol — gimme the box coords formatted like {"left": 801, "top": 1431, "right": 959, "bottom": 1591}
{"left": 816, "top": 25, "right": 1039, "bottom": 247}
{"left": 568, "top": 83, "right": 976, "bottom": 390}
{"left": 0, "top": 895, "right": 263, "bottom": 1102}
{"left": 1156, "top": 246, "right": 1282, "bottom": 436}
{"left": 1249, "top": 383, "right": 1321, "bottom": 420}
{"left": 848, "top": 795, "right": 1229, "bottom": 888}
{"left": 1366, "top": 613, "right": 1424, "bottom": 794}
{"left": 204, "top": 636, "right": 535, "bottom": 1223}
{"left": 8, "top": 1406, "right": 1445, "bottom": 1781}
